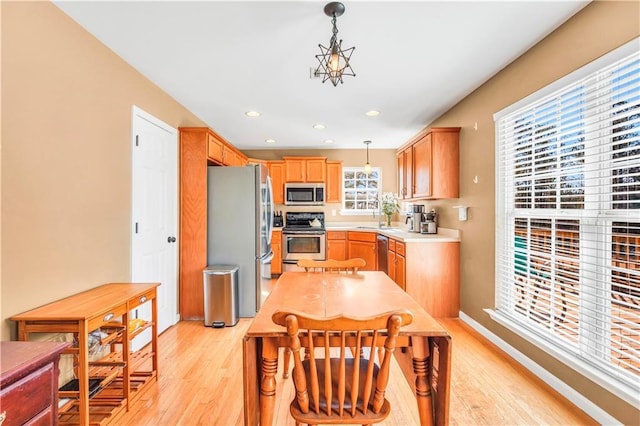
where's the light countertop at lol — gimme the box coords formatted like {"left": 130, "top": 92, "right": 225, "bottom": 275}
{"left": 323, "top": 222, "right": 460, "bottom": 243}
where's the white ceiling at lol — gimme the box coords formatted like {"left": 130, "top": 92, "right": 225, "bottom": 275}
{"left": 53, "top": 1, "right": 589, "bottom": 150}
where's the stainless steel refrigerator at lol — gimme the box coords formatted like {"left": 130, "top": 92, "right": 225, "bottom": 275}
{"left": 207, "top": 164, "right": 274, "bottom": 317}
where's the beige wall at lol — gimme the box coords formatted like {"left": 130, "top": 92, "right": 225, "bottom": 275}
{"left": 2, "top": 0, "right": 639, "bottom": 423}
{"left": 1, "top": 2, "right": 207, "bottom": 339}
{"left": 423, "top": 2, "right": 639, "bottom": 423}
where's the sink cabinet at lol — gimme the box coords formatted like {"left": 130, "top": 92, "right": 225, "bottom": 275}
{"left": 347, "top": 232, "right": 377, "bottom": 270}
{"left": 10, "top": 283, "right": 159, "bottom": 426}
{"left": 397, "top": 127, "right": 460, "bottom": 200}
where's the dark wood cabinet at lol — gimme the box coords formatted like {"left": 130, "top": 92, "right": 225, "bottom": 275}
{"left": 1, "top": 341, "right": 70, "bottom": 426}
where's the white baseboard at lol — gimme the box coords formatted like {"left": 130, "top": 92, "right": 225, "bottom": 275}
{"left": 458, "top": 311, "right": 622, "bottom": 426}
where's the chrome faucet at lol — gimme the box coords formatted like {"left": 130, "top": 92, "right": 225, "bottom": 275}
{"left": 371, "top": 198, "right": 384, "bottom": 228}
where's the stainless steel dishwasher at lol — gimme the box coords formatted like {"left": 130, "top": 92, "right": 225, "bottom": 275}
{"left": 376, "top": 234, "right": 389, "bottom": 274}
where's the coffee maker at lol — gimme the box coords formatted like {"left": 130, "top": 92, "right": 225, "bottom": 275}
{"left": 405, "top": 204, "right": 424, "bottom": 233}
{"left": 420, "top": 209, "right": 438, "bottom": 234}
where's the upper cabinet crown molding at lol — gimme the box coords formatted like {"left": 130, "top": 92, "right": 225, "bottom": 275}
{"left": 397, "top": 127, "right": 460, "bottom": 200}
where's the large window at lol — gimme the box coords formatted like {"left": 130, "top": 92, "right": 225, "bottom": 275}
{"left": 342, "top": 167, "right": 381, "bottom": 214}
{"left": 494, "top": 41, "right": 639, "bottom": 403}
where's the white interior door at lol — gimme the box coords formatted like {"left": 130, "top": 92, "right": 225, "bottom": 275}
{"left": 131, "top": 106, "right": 178, "bottom": 350}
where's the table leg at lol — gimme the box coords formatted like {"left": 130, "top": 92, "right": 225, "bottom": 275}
{"left": 259, "top": 337, "right": 279, "bottom": 426}
{"left": 411, "top": 336, "right": 434, "bottom": 426}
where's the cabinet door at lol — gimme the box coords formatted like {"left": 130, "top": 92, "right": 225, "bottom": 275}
{"left": 388, "top": 249, "right": 396, "bottom": 280}
{"left": 207, "top": 133, "right": 224, "bottom": 163}
{"left": 268, "top": 161, "right": 285, "bottom": 204}
{"left": 398, "top": 149, "right": 413, "bottom": 199}
{"left": 284, "top": 158, "right": 305, "bottom": 182}
{"left": 413, "top": 133, "right": 432, "bottom": 199}
{"left": 271, "top": 231, "right": 282, "bottom": 275}
{"left": 305, "top": 159, "right": 326, "bottom": 182}
{"left": 327, "top": 239, "right": 346, "bottom": 261}
{"left": 326, "top": 161, "right": 342, "bottom": 203}
{"left": 347, "top": 240, "right": 377, "bottom": 271}
{"left": 395, "top": 254, "right": 406, "bottom": 291}
{"left": 431, "top": 130, "right": 460, "bottom": 198}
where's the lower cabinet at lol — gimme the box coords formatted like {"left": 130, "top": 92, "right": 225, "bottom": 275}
{"left": 404, "top": 242, "right": 460, "bottom": 318}
{"left": 326, "top": 231, "right": 347, "bottom": 261}
{"left": 387, "top": 238, "right": 406, "bottom": 290}
{"left": 347, "top": 232, "right": 377, "bottom": 271}
{"left": 0, "top": 341, "right": 70, "bottom": 426}
{"left": 272, "top": 230, "right": 282, "bottom": 275}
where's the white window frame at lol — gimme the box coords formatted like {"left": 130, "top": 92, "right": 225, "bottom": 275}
{"left": 491, "top": 38, "right": 640, "bottom": 406}
{"left": 340, "top": 167, "right": 382, "bottom": 215}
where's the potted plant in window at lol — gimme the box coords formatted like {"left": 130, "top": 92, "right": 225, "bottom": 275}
{"left": 381, "top": 192, "right": 400, "bottom": 227}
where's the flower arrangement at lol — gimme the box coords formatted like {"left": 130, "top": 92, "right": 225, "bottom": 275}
{"left": 380, "top": 192, "right": 400, "bottom": 226}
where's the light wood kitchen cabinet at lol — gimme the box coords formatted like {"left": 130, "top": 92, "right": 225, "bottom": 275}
{"left": 271, "top": 229, "right": 282, "bottom": 275}
{"left": 347, "top": 232, "right": 377, "bottom": 270}
{"left": 325, "top": 160, "right": 342, "bottom": 203}
{"left": 283, "top": 156, "right": 326, "bottom": 182}
{"left": 179, "top": 127, "right": 248, "bottom": 320}
{"left": 268, "top": 161, "right": 285, "bottom": 204}
{"left": 387, "top": 238, "right": 406, "bottom": 290}
{"left": 397, "top": 148, "right": 413, "bottom": 200}
{"left": 397, "top": 127, "right": 460, "bottom": 200}
{"left": 326, "top": 231, "right": 347, "bottom": 261}
{"left": 404, "top": 241, "right": 460, "bottom": 318}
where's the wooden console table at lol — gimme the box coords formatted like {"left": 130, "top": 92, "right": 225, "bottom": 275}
{"left": 10, "top": 282, "right": 160, "bottom": 426}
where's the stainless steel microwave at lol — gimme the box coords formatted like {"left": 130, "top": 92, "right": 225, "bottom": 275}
{"left": 284, "top": 183, "right": 325, "bottom": 205}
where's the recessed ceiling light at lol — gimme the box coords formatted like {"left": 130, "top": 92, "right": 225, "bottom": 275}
{"left": 313, "top": 124, "right": 326, "bottom": 129}
{"left": 324, "top": 139, "right": 334, "bottom": 144}
{"left": 365, "top": 110, "right": 380, "bottom": 117}
{"left": 245, "top": 111, "right": 261, "bottom": 117}
{"left": 265, "top": 139, "right": 276, "bottom": 144}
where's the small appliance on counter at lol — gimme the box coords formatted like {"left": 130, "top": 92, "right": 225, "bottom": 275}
{"left": 420, "top": 209, "right": 438, "bottom": 234}
{"left": 273, "top": 211, "right": 284, "bottom": 227}
{"left": 405, "top": 204, "right": 424, "bottom": 233}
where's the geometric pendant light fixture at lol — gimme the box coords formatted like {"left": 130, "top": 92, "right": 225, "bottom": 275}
{"left": 314, "top": 2, "right": 356, "bottom": 86}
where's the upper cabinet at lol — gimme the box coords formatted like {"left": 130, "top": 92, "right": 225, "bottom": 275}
{"left": 283, "top": 156, "right": 326, "bottom": 182}
{"left": 397, "top": 127, "right": 460, "bottom": 200}
{"left": 202, "top": 128, "right": 248, "bottom": 166}
{"left": 268, "top": 161, "right": 285, "bottom": 204}
{"left": 325, "top": 160, "right": 342, "bottom": 203}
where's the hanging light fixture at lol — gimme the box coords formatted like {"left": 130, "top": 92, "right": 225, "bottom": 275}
{"left": 363, "top": 140, "right": 372, "bottom": 174}
{"left": 315, "top": 2, "right": 355, "bottom": 87}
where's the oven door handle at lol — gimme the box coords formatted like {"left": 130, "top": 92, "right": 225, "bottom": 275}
{"left": 282, "top": 231, "right": 326, "bottom": 235}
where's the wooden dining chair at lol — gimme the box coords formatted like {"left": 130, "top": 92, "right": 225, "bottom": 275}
{"left": 283, "top": 258, "right": 367, "bottom": 379}
{"left": 272, "top": 310, "right": 413, "bottom": 426}
{"left": 297, "top": 258, "right": 366, "bottom": 273}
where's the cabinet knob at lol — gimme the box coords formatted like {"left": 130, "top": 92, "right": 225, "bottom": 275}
{"left": 139, "top": 296, "right": 147, "bottom": 303}
{"left": 103, "top": 313, "right": 114, "bottom": 322}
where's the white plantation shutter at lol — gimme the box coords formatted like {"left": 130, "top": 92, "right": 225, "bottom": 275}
{"left": 494, "top": 40, "right": 640, "bottom": 402}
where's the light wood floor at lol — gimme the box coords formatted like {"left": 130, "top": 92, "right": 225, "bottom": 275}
{"left": 118, "top": 319, "right": 596, "bottom": 425}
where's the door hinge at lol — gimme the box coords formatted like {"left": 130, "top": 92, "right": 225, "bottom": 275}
{"left": 135, "top": 222, "right": 139, "bottom": 234}
{"left": 135, "top": 135, "right": 139, "bottom": 147}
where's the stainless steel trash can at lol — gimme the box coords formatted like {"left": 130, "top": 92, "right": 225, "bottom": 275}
{"left": 203, "top": 265, "right": 239, "bottom": 327}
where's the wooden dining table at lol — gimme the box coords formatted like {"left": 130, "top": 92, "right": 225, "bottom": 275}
{"left": 242, "top": 271, "right": 452, "bottom": 426}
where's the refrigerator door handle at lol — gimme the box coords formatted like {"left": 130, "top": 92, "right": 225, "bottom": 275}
{"left": 266, "top": 175, "right": 274, "bottom": 246}
{"left": 256, "top": 251, "right": 274, "bottom": 312}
